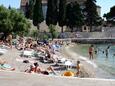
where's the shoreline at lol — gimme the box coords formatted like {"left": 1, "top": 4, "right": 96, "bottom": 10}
{"left": 60, "top": 43, "right": 115, "bottom": 79}
{"left": 0, "top": 43, "right": 115, "bottom": 79}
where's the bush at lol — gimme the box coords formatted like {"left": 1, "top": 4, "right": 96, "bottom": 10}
{"left": 49, "top": 24, "right": 58, "bottom": 39}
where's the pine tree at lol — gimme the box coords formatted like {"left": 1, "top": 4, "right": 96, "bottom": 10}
{"left": 46, "top": 0, "right": 59, "bottom": 26}
{"left": 25, "top": 2, "right": 29, "bottom": 18}
{"left": 84, "top": 0, "right": 98, "bottom": 31}
{"left": 66, "top": 2, "right": 84, "bottom": 32}
{"left": 8, "top": 5, "right": 11, "bottom": 9}
{"left": 25, "top": 0, "right": 34, "bottom": 19}
{"left": 58, "top": 0, "right": 66, "bottom": 33}
{"left": 73, "top": 2, "right": 84, "bottom": 30}
{"left": 33, "top": 0, "right": 44, "bottom": 29}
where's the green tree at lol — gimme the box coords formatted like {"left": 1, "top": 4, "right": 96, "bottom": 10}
{"left": 109, "top": 6, "right": 115, "bottom": 18}
{"left": 46, "top": 0, "right": 59, "bottom": 26}
{"left": 66, "top": 2, "right": 84, "bottom": 32}
{"left": 31, "top": 29, "right": 38, "bottom": 40}
{"left": 104, "top": 6, "right": 115, "bottom": 21}
{"left": 49, "top": 25, "right": 58, "bottom": 40}
{"left": 25, "top": 0, "right": 34, "bottom": 19}
{"left": 8, "top": 5, "right": 11, "bottom": 9}
{"left": 58, "top": 0, "right": 66, "bottom": 33}
{"left": 84, "top": 0, "right": 98, "bottom": 31}
{"left": 0, "top": 5, "right": 13, "bottom": 38}
{"left": 0, "top": 6, "right": 30, "bottom": 39}
{"left": 33, "top": 0, "right": 44, "bottom": 30}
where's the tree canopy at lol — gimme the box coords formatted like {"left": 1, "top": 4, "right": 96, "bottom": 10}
{"left": 46, "top": 0, "right": 59, "bottom": 26}
{"left": 25, "top": 0, "right": 35, "bottom": 19}
{"left": 0, "top": 5, "right": 30, "bottom": 35}
{"left": 84, "top": 0, "right": 98, "bottom": 29}
{"left": 66, "top": 1, "right": 84, "bottom": 32}
{"left": 58, "top": 0, "right": 66, "bottom": 32}
{"left": 33, "top": 0, "right": 44, "bottom": 29}
{"left": 103, "top": 6, "right": 115, "bottom": 20}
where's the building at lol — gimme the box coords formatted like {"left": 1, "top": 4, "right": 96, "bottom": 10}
{"left": 97, "top": 5, "right": 101, "bottom": 17}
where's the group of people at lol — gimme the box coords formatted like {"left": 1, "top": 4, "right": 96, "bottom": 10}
{"left": 0, "top": 33, "right": 13, "bottom": 48}
{"left": 0, "top": 34, "right": 83, "bottom": 77}
{"left": 25, "top": 62, "right": 56, "bottom": 75}
{"left": 88, "top": 44, "right": 111, "bottom": 59}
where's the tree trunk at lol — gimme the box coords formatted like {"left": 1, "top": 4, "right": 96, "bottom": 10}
{"left": 37, "top": 24, "right": 40, "bottom": 30}
{"left": 37, "top": 24, "right": 40, "bottom": 40}
{"left": 61, "top": 26, "right": 64, "bottom": 33}
{"left": 90, "top": 25, "right": 92, "bottom": 32}
{"left": 71, "top": 27, "right": 73, "bottom": 33}
{"left": 51, "top": 24, "right": 54, "bottom": 40}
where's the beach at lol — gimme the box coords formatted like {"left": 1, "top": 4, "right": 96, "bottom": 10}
{"left": 60, "top": 43, "right": 115, "bottom": 79}
{"left": 0, "top": 43, "right": 115, "bottom": 79}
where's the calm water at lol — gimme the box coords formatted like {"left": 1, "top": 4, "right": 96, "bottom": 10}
{"left": 72, "top": 44, "right": 115, "bottom": 77}
{"left": 95, "top": 44, "right": 115, "bottom": 75}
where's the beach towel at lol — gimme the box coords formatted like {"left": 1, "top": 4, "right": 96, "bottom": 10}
{"left": 0, "top": 64, "right": 11, "bottom": 69}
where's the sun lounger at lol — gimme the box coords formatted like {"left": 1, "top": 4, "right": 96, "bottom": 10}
{"left": 21, "top": 50, "right": 34, "bottom": 57}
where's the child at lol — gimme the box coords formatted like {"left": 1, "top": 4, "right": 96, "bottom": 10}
{"left": 76, "top": 61, "right": 80, "bottom": 77}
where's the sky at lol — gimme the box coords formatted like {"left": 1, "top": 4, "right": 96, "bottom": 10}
{"left": 0, "top": 0, "right": 115, "bottom": 17}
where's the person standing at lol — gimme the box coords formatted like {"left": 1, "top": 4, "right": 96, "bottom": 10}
{"left": 6, "top": 33, "right": 13, "bottom": 48}
{"left": 76, "top": 61, "right": 80, "bottom": 77}
{"left": 105, "top": 45, "right": 110, "bottom": 58}
{"left": 89, "top": 45, "right": 94, "bottom": 60}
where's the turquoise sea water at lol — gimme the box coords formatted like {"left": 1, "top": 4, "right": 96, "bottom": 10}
{"left": 95, "top": 44, "right": 115, "bottom": 75}
{"left": 72, "top": 44, "right": 115, "bottom": 77}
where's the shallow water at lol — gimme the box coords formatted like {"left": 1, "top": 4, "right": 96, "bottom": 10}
{"left": 71, "top": 44, "right": 115, "bottom": 78}
{"left": 95, "top": 44, "right": 115, "bottom": 76}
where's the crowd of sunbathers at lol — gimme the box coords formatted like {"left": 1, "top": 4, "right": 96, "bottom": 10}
{"left": 0, "top": 35, "right": 82, "bottom": 77}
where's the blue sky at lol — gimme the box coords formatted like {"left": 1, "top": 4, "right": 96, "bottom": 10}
{"left": 96, "top": 0, "right": 115, "bottom": 17}
{"left": 0, "top": 0, "right": 115, "bottom": 17}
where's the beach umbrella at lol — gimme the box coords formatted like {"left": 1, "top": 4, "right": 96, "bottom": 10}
{"left": 64, "top": 60, "right": 73, "bottom": 66}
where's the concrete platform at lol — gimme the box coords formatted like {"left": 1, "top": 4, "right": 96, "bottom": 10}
{"left": 0, "top": 71, "right": 115, "bottom": 86}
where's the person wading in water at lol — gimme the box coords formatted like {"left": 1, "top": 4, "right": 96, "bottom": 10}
{"left": 89, "top": 45, "right": 94, "bottom": 60}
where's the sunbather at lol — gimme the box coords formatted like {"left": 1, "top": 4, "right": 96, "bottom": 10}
{"left": 0, "top": 58, "right": 15, "bottom": 71}
{"left": 25, "top": 63, "right": 41, "bottom": 73}
{"left": 47, "top": 66, "right": 56, "bottom": 75}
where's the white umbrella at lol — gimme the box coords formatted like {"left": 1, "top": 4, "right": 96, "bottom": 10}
{"left": 64, "top": 60, "right": 73, "bottom": 66}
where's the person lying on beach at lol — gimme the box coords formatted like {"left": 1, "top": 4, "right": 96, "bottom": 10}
{"left": 40, "top": 66, "right": 56, "bottom": 75}
{"left": 25, "top": 63, "right": 41, "bottom": 73}
{"left": 25, "top": 65, "right": 34, "bottom": 73}
{"left": 47, "top": 66, "right": 56, "bottom": 75}
{"left": 0, "top": 40, "right": 4, "bottom": 45}
{"left": 0, "top": 58, "right": 15, "bottom": 71}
